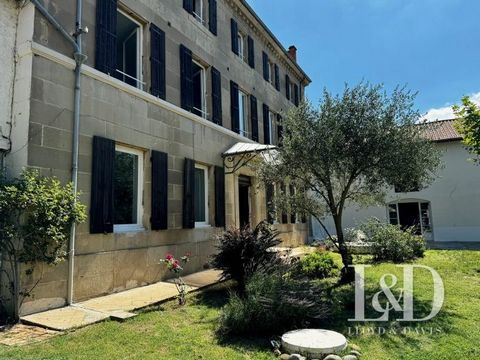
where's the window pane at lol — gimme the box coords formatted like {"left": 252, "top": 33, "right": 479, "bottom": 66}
{"left": 195, "top": 168, "right": 206, "bottom": 222}
{"left": 114, "top": 151, "right": 138, "bottom": 225}
{"left": 116, "top": 12, "right": 140, "bottom": 87}
{"left": 192, "top": 62, "right": 204, "bottom": 117}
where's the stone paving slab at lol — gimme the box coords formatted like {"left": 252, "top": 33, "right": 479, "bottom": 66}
{"left": 167, "top": 269, "right": 223, "bottom": 288}
{"left": 21, "top": 306, "right": 109, "bottom": 331}
{"left": 0, "top": 324, "right": 61, "bottom": 346}
{"left": 20, "top": 269, "right": 223, "bottom": 332}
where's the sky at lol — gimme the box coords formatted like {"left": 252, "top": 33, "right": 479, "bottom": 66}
{"left": 247, "top": 0, "right": 480, "bottom": 121}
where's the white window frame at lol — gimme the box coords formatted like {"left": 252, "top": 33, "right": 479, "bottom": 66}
{"left": 114, "top": 145, "right": 144, "bottom": 233}
{"left": 192, "top": 0, "right": 204, "bottom": 24}
{"left": 195, "top": 163, "right": 210, "bottom": 227}
{"left": 192, "top": 59, "right": 208, "bottom": 119}
{"left": 269, "top": 61, "right": 275, "bottom": 86}
{"left": 116, "top": 9, "right": 144, "bottom": 90}
{"left": 237, "top": 32, "right": 245, "bottom": 61}
{"left": 387, "top": 201, "right": 433, "bottom": 235}
{"left": 238, "top": 90, "right": 249, "bottom": 138}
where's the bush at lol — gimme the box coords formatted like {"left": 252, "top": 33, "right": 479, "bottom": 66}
{"left": 211, "top": 222, "right": 281, "bottom": 292}
{"left": 298, "top": 251, "right": 339, "bottom": 279}
{"left": 361, "top": 219, "right": 426, "bottom": 262}
{"left": 220, "top": 272, "right": 330, "bottom": 335}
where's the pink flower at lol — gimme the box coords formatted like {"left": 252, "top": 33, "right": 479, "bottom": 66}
{"left": 165, "top": 254, "right": 174, "bottom": 261}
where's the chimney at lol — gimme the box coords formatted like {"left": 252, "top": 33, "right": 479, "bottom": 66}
{"left": 288, "top": 45, "right": 297, "bottom": 62}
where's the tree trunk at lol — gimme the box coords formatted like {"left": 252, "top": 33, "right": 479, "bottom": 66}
{"left": 333, "top": 213, "right": 354, "bottom": 283}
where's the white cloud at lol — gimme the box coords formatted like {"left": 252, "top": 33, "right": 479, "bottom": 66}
{"left": 421, "top": 91, "right": 480, "bottom": 122}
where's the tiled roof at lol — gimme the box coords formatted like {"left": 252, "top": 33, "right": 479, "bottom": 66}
{"left": 420, "top": 119, "right": 462, "bottom": 142}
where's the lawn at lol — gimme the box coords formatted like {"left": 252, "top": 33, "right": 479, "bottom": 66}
{"left": 0, "top": 250, "right": 478, "bottom": 360}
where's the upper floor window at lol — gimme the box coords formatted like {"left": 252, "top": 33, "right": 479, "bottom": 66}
{"left": 238, "top": 90, "right": 249, "bottom": 137}
{"left": 192, "top": 60, "right": 207, "bottom": 119}
{"left": 269, "top": 110, "right": 276, "bottom": 144}
{"left": 192, "top": 0, "right": 204, "bottom": 24}
{"left": 269, "top": 61, "right": 275, "bottom": 86}
{"left": 237, "top": 31, "right": 246, "bottom": 61}
{"left": 116, "top": 10, "right": 144, "bottom": 89}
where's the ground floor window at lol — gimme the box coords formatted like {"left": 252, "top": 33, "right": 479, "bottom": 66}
{"left": 388, "top": 201, "right": 432, "bottom": 236}
{"left": 194, "top": 164, "right": 209, "bottom": 226}
{"left": 114, "top": 146, "right": 144, "bottom": 232}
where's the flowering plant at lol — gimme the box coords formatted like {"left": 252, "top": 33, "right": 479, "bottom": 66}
{"left": 159, "top": 253, "right": 191, "bottom": 305}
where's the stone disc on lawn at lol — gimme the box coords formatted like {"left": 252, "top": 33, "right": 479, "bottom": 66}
{"left": 281, "top": 329, "right": 347, "bottom": 357}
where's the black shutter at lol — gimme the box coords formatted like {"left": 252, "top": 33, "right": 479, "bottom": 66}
{"left": 209, "top": 0, "right": 217, "bottom": 35}
{"left": 281, "top": 183, "right": 288, "bottom": 224}
{"left": 262, "top": 51, "right": 269, "bottom": 81}
{"left": 294, "top": 84, "right": 299, "bottom": 106}
{"left": 266, "top": 183, "right": 274, "bottom": 224}
{"left": 183, "top": 158, "right": 195, "bottom": 229}
{"left": 247, "top": 36, "right": 255, "bottom": 68}
{"left": 231, "top": 19, "right": 239, "bottom": 55}
{"left": 250, "top": 95, "right": 259, "bottom": 142}
{"left": 95, "top": 0, "right": 117, "bottom": 75}
{"left": 211, "top": 67, "right": 222, "bottom": 125}
{"left": 230, "top": 81, "right": 240, "bottom": 134}
{"left": 277, "top": 114, "right": 283, "bottom": 146}
{"left": 274, "top": 64, "right": 280, "bottom": 91}
{"left": 289, "top": 184, "right": 296, "bottom": 224}
{"left": 285, "top": 75, "right": 291, "bottom": 100}
{"left": 214, "top": 166, "right": 225, "bottom": 227}
{"left": 90, "top": 136, "right": 115, "bottom": 234}
{"left": 151, "top": 150, "right": 168, "bottom": 230}
{"left": 150, "top": 24, "right": 166, "bottom": 100}
{"left": 183, "top": 0, "right": 193, "bottom": 13}
{"left": 263, "top": 103, "right": 270, "bottom": 145}
{"left": 180, "top": 45, "right": 193, "bottom": 112}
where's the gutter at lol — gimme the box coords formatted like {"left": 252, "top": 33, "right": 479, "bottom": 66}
{"left": 29, "top": 0, "right": 87, "bottom": 306}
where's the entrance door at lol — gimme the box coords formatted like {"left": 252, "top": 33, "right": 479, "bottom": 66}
{"left": 398, "top": 202, "right": 421, "bottom": 234}
{"left": 238, "top": 176, "right": 251, "bottom": 228}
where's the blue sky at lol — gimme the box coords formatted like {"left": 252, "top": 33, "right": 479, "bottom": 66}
{"left": 247, "top": 0, "right": 480, "bottom": 120}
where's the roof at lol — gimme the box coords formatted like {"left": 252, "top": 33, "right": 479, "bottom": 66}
{"left": 420, "top": 119, "right": 462, "bottom": 142}
{"left": 238, "top": 0, "right": 312, "bottom": 85}
{"left": 222, "top": 142, "right": 277, "bottom": 157}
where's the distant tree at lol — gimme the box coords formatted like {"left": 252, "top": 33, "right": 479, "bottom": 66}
{"left": 257, "top": 83, "right": 441, "bottom": 282}
{"left": 454, "top": 96, "right": 480, "bottom": 164}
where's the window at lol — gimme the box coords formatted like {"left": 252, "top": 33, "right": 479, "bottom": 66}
{"left": 388, "top": 204, "right": 399, "bottom": 225}
{"left": 269, "top": 61, "right": 275, "bottom": 86}
{"left": 268, "top": 110, "right": 276, "bottom": 144}
{"left": 194, "top": 164, "right": 209, "bottom": 226}
{"left": 116, "top": 10, "right": 143, "bottom": 89}
{"left": 238, "top": 90, "right": 249, "bottom": 137}
{"left": 192, "top": 0, "right": 204, "bottom": 24}
{"left": 192, "top": 60, "right": 207, "bottom": 118}
{"left": 113, "top": 145, "right": 144, "bottom": 232}
{"left": 237, "top": 31, "right": 247, "bottom": 61}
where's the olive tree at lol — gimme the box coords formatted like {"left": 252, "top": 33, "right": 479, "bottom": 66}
{"left": 454, "top": 96, "right": 480, "bottom": 164}
{"left": 0, "top": 170, "right": 86, "bottom": 322}
{"left": 257, "top": 83, "right": 441, "bottom": 282}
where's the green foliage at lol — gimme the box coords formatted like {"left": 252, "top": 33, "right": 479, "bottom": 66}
{"left": 220, "top": 272, "right": 330, "bottom": 335}
{"left": 454, "top": 96, "right": 480, "bottom": 163}
{"left": 0, "top": 170, "right": 86, "bottom": 265}
{"left": 360, "top": 219, "right": 426, "bottom": 262}
{"left": 257, "top": 82, "right": 441, "bottom": 280}
{"left": 211, "top": 222, "right": 281, "bottom": 292}
{"left": 0, "top": 170, "right": 86, "bottom": 321}
{"left": 298, "top": 251, "right": 339, "bottom": 279}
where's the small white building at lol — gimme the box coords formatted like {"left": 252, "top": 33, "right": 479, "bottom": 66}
{"left": 313, "top": 119, "right": 480, "bottom": 242}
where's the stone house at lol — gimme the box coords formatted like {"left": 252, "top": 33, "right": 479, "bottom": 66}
{"left": 312, "top": 119, "right": 480, "bottom": 243}
{"left": 1, "top": 0, "right": 311, "bottom": 315}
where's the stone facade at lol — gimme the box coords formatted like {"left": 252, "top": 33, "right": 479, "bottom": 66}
{"left": 3, "top": 0, "right": 311, "bottom": 315}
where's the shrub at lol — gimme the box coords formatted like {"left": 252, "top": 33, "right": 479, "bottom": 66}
{"left": 211, "top": 222, "right": 281, "bottom": 293}
{"left": 360, "top": 219, "right": 426, "bottom": 262}
{"left": 220, "top": 272, "right": 330, "bottom": 335}
{"left": 298, "top": 251, "right": 339, "bottom": 279}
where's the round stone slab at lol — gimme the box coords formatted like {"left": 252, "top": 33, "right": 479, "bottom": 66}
{"left": 281, "top": 329, "right": 347, "bottom": 357}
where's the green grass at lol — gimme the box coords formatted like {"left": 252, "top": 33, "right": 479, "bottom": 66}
{"left": 0, "top": 250, "right": 479, "bottom": 359}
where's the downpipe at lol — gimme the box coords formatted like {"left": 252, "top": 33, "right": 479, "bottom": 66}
{"left": 29, "top": 0, "right": 87, "bottom": 306}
